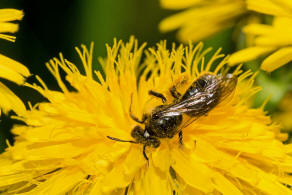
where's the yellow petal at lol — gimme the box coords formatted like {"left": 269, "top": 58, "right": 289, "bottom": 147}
{"left": 10, "top": 139, "right": 97, "bottom": 161}
{"left": 160, "top": 2, "right": 245, "bottom": 33}
{"left": 152, "top": 143, "right": 171, "bottom": 173}
{"left": 0, "top": 53, "right": 30, "bottom": 84}
{"left": 0, "top": 82, "right": 26, "bottom": 115}
{"left": 171, "top": 148, "right": 215, "bottom": 193}
{"left": 171, "top": 145, "right": 242, "bottom": 195}
{"left": 101, "top": 147, "right": 146, "bottom": 193}
{"left": 228, "top": 47, "right": 275, "bottom": 65}
{"left": 0, "top": 34, "right": 16, "bottom": 42}
{"left": 160, "top": 0, "right": 203, "bottom": 9}
{"left": 243, "top": 23, "right": 273, "bottom": 35}
{"left": 0, "top": 155, "right": 36, "bottom": 187}
{"left": 274, "top": 0, "right": 292, "bottom": 9}
{"left": 134, "top": 164, "right": 172, "bottom": 195}
{"left": 177, "top": 20, "right": 232, "bottom": 43}
{"left": 0, "top": 9, "right": 23, "bottom": 42}
{"left": 247, "top": 0, "right": 292, "bottom": 17}
{"left": 0, "top": 22, "right": 19, "bottom": 33}
{"left": 194, "top": 139, "right": 292, "bottom": 195}
{"left": 274, "top": 17, "right": 292, "bottom": 28}
{"left": 255, "top": 34, "right": 292, "bottom": 46}
{"left": 261, "top": 47, "right": 292, "bottom": 72}
{"left": 211, "top": 170, "right": 243, "bottom": 195}
{"left": 0, "top": 9, "right": 23, "bottom": 22}
{"left": 23, "top": 168, "right": 86, "bottom": 195}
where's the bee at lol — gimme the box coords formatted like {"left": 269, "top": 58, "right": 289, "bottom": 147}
{"left": 107, "top": 73, "right": 237, "bottom": 160}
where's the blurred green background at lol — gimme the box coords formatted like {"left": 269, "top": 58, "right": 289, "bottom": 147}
{"left": 0, "top": 0, "right": 291, "bottom": 151}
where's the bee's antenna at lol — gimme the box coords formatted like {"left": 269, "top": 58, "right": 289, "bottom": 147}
{"left": 107, "top": 136, "right": 138, "bottom": 144}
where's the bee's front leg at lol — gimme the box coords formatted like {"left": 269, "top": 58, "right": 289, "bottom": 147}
{"left": 148, "top": 90, "right": 167, "bottom": 103}
{"left": 143, "top": 145, "right": 149, "bottom": 161}
{"left": 129, "top": 94, "right": 147, "bottom": 124}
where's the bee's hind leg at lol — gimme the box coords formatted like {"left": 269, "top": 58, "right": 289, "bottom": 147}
{"left": 170, "top": 77, "right": 188, "bottom": 100}
{"left": 170, "top": 85, "right": 181, "bottom": 100}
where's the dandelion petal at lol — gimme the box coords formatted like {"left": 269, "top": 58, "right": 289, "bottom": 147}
{"left": 171, "top": 148, "right": 215, "bottom": 193}
{"left": 134, "top": 164, "right": 173, "bottom": 195}
{"left": 261, "top": 47, "right": 292, "bottom": 72}
{"left": 0, "top": 82, "right": 26, "bottom": 115}
{"left": 101, "top": 147, "right": 145, "bottom": 193}
{"left": 23, "top": 168, "right": 86, "bottom": 195}
{"left": 228, "top": 47, "right": 275, "bottom": 65}
{"left": 0, "top": 53, "right": 30, "bottom": 84}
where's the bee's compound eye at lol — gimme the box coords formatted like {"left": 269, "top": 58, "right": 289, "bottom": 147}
{"left": 197, "top": 78, "right": 207, "bottom": 89}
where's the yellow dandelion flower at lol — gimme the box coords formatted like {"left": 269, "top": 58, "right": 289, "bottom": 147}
{"left": 1, "top": 37, "right": 292, "bottom": 194}
{"left": 247, "top": 0, "right": 292, "bottom": 18}
{"left": 229, "top": 17, "right": 292, "bottom": 72}
{"left": 0, "top": 8, "right": 30, "bottom": 116}
{"left": 159, "top": 0, "right": 247, "bottom": 42}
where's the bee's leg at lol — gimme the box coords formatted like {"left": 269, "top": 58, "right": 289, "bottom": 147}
{"left": 131, "top": 127, "right": 149, "bottom": 161}
{"left": 129, "top": 95, "right": 147, "bottom": 124}
{"left": 130, "top": 113, "right": 147, "bottom": 124}
{"left": 170, "top": 77, "right": 188, "bottom": 100}
{"left": 148, "top": 90, "right": 167, "bottom": 103}
{"left": 169, "top": 166, "right": 177, "bottom": 180}
{"left": 178, "top": 131, "right": 183, "bottom": 145}
{"left": 124, "top": 185, "right": 129, "bottom": 195}
{"left": 170, "top": 85, "right": 181, "bottom": 100}
{"left": 143, "top": 145, "right": 149, "bottom": 161}
{"left": 131, "top": 126, "right": 145, "bottom": 140}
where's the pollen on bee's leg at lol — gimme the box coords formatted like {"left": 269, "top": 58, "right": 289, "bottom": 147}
{"left": 169, "top": 85, "right": 181, "bottom": 99}
{"left": 150, "top": 137, "right": 160, "bottom": 148}
{"left": 131, "top": 126, "right": 144, "bottom": 141}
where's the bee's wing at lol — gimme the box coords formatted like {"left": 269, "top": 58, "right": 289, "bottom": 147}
{"left": 218, "top": 74, "right": 238, "bottom": 101}
{"left": 159, "top": 93, "right": 214, "bottom": 117}
{"left": 178, "top": 115, "right": 200, "bottom": 132}
{"left": 158, "top": 74, "right": 238, "bottom": 125}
